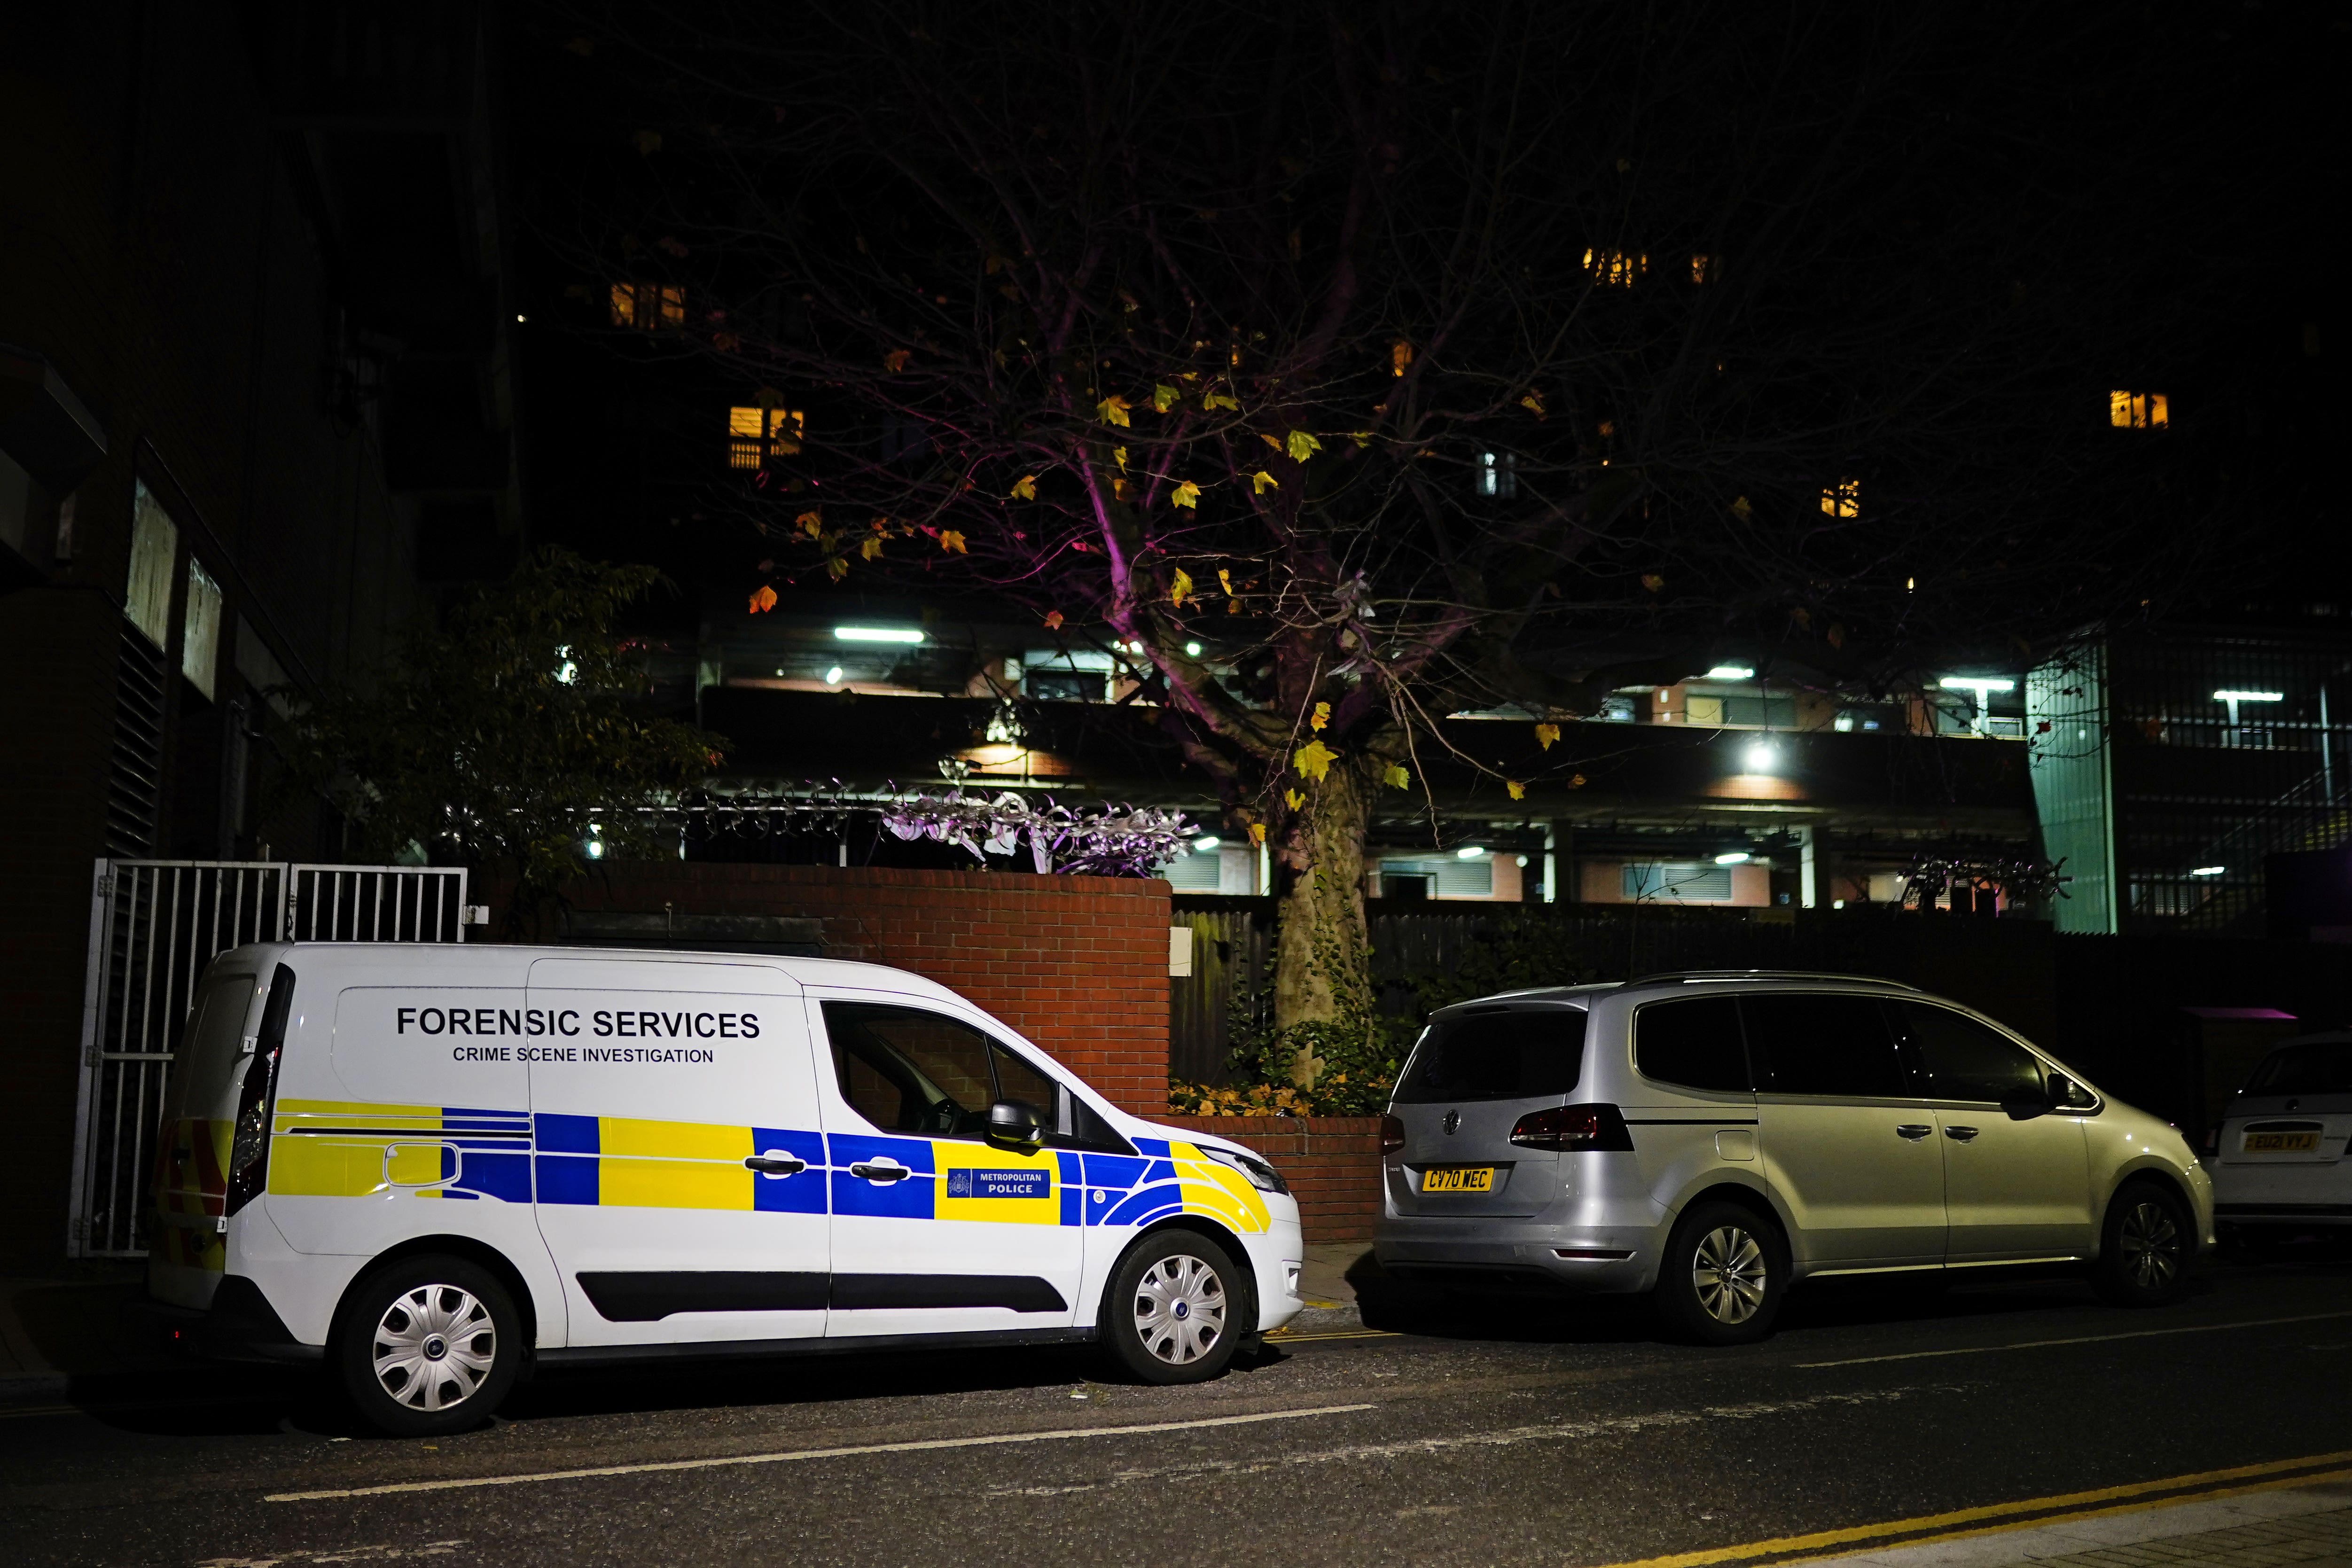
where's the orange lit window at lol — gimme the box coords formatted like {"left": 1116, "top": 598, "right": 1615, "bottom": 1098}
{"left": 610, "top": 281, "right": 685, "bottom": 330}
{"left": 1583, "top": 249, "right": 1646, "bottom": 288}
{"left": 1689, "top": 253, "right": 1716, "bottom": 284}
{"left": 727, "top": 406, "right": 804, "bottom": 469}
{"left": 2108, "top": 390, "right": 2167, "bottom": 429}
{"left": 1821, "top": 478, "right": 1860, "bottom": 518}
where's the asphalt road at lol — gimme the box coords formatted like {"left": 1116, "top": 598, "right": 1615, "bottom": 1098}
{"left": 4, "top": 1257, "right": 2350, "bottom": 1568}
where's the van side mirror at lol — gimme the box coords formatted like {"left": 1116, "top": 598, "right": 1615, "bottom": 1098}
{"left": 2002, "top": 1084, "right": 2051, "bottom": 1121}
{"left": 986, "top": 1098, "right": 1044, "bottom": 1151}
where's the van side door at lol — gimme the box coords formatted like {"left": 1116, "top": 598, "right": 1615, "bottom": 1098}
{"left": 1743, "top": 992, "right": 1947, "bottom": 1268}
{"left": 810, "top": 994, "right": 1084, "bottom": 1340}
{"left": 526, "top": 958, "right": 828, "bottom": 1348}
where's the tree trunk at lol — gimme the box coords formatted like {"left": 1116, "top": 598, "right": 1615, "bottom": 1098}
{"left": 1272, "top": 762, "right": 1374, "bottom": 1087}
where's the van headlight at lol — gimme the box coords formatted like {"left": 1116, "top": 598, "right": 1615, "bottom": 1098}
{"left": 1200, "top": 1145, "right": 1289, "bottom": 1194}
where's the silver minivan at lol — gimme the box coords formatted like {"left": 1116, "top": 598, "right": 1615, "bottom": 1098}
{"left": 1374, "top": 972, "right": 2213, "bottom": 1342}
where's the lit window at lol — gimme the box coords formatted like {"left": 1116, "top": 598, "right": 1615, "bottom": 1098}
{"left": 182, "top": 560, "right": 222, "bottom": 700}
{"left": 1689, "top": 253, "right": 1716, "bottom": 284}
{"left": 727, "top": 406, "right": 804, "bottom": 469}
{"left": 125, "top": 480, "right": 178, "bottom": 649}
{"left": 1477, "top": 451, "right": 1518, "bottom": 498}
{"left": 1583, "top": 249, "right": 1646, "bottom": 288}
{"left": 1821, "top": 477, "right": 1860, "bottom": 518}
{"left": 610, "top": 281, "right": 685, "bottom": 330}
{"left": 2108, "top": 390, "right": 2167, "bottom": 429}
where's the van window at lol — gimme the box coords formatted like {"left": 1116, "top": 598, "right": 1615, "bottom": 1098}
{"left": 2246, "top": 1042, "right": 2352, "bottom": 1096}
{"left": 1896, "top": 1003, "right": 2045, "bottom": 1103}
{"left": 1741, "top": 994, "right": 1909, "bottom": 1099}
{"left": 1635, "top": 997, "right": 1750, "bottom": 1092}
{"left": 991, "top": 1041, "right": 1057, "bottom": 1115}
{"left": 823, "top": 1003, "right": 997, "bottom": 1139}
{"left": 1394, "top": 1008, "right": 1586, "bottom": 1104}
{"left": 173, "top": 973, "right": 258, "bottom": 1116}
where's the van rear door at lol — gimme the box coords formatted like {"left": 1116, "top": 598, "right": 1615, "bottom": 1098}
{"left": 149, "top": 965, "right": 262, "bottom": 1297}
{"left": 526, "top": 958, "right": 827, "bottom": 1348}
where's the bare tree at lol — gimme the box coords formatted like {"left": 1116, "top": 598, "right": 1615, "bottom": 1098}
{"left": 550, "top": 0, "right": 2213, "bottom": 1085}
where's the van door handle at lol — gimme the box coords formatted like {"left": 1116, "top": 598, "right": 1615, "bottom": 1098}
{"left": 1896, "top": 1124, "right": 1933, "bottom": 1140}
{"left": 745, "top": 1155, "right": 807, "bottom": 1176}
{"left": 849, "top": 1162, "right": 912, "bottom": 1182}
{"left": 1944, "top": 1125, "right": 1979, "bottom": 1142}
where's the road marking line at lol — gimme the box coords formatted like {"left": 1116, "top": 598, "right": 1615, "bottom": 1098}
{"left": 263, "top": 1402, "right": 1379, "bottom": 1503}
{"left": 1265, "top": 1328, "right": 1400, "bottom": 1343}
{"left": 1796, "top": 1309, "right": 2352, "bottom": 1368}
{"left": 1588, "top": 1449, "right": 2352, "bottom": 1567}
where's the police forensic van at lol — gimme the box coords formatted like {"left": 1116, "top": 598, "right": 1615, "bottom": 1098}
{"left": 146, "top": 944, "right": 1304, "bottom": 1434}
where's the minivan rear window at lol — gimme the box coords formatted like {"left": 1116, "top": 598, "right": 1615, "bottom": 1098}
{"left": 2246, "top": 1042, "right": 2352, "bottom": 1096}
{"left": 1394, "top": 1008, "right": 1587, "bottom": 1103}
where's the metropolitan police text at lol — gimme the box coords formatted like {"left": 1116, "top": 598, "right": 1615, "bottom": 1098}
{"left": 394, "top": 1006, "right": 761, "bottom": 1041}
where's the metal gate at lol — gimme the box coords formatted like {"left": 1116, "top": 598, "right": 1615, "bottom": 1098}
{"left": 65, "top": 858, "right": 471, "bottom": 1257}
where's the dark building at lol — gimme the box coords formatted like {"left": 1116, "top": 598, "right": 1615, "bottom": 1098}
{"left": 0, "top": 4, "right": 521, "bottom": 1263}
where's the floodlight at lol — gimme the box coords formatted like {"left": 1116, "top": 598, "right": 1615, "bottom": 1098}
{"left": 835, "top": 626, "right": 925, "bottom": 644}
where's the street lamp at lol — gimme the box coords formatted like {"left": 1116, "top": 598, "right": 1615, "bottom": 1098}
{"left": 1714, "top": 850, "right": 1752, "bottom": 866}
{"left": 1742, "top": 742, "right": 1777, "bottom": 772}
{"left": 835, "top": 626, "right": 925, "bottom": 644}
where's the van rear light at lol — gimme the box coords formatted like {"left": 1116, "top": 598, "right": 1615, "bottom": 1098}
{"left": 225, "top": 965, "right": 296, "bottom": 1217}
{"left": 1379, "top": 1116, "right": 1405, "bottom": 1155}
{"left": 1509, "top": 1103, "right": 1634, "bottom": 1152}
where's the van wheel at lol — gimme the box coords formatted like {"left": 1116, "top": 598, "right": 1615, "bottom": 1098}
{"left": 1654, "top": 1201, "right": 1788, "bottom": 1346}
{"left": 2093, "top": 1182, "right": 2195, "bottom": 1307}
{"left": 1102, "top": 1231, "right": 1245, "bottom": 1385}
{"left": 336, "top": 1255, "right": 520, "bottom": 1436}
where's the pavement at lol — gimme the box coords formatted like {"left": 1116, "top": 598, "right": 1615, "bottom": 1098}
{"left": 4, "top": 1249, "right": 2350, "bottom": 1567}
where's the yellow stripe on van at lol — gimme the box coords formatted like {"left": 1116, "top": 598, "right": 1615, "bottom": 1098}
{"left": 1169, "top": 1140, "right": 1273, "bottom": 1233}
{"left": 274, "top": 1100, "right": 443, "bottom": 1123}
{"left": 596, "top": 1156, "right": 752, "bottom": 1210}
{"left": 269, "top": 1136, "right": 390, "bottom": 1198}
{"left": 597, "top": 1117, "right": 752, "bottom": 1162}
{"left": 935, "top": 1142, "right": 1059, "bottom": 1226}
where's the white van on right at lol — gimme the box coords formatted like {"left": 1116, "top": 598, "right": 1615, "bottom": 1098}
{"left": 2210, "top": 1031, "right": 2352, "bottom": 1246}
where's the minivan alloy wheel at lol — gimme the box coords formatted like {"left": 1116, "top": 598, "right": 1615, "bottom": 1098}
{"left": 373, "top": 1283, "right": 497, "bottom": 1411}
{"left": 1133, "top": 1254, "right": 1227, "bottom": 1365}
{"left": 1691, "top": 1224, "right": 1769, "bottom": 1325}
{"left": 2117, "top": 1199, "right": 2182, "bottom": 1289}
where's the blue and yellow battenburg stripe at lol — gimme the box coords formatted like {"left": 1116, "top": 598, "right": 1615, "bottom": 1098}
{"left": 261, "top": 1102, "right": 1271, "bottom": 1233}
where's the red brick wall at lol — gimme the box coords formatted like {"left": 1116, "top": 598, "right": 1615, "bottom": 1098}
{"left": 520, "top": 864, "right": 1172, "bottom": 1116}
{"left": 1163, "top": 1116, "right": 1385, "bottom": 1243}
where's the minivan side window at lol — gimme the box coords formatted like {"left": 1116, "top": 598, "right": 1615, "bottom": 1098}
{"left": 1740, "top": 994, "right": 1910, "bottom": 1099}
{"left": 1895, "top": 1003, "right": 2046, "bottom": 1104}
{"left": 1634, "top": 997, "right": 1750, "bottom": 1093}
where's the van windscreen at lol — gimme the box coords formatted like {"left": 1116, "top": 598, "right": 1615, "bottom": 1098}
{"left": 1394, "top": 1009, "right": 1586, "bottom": 1103}
{"left": 2247, "top": 1043, "right": 2352, "bottom": 1096}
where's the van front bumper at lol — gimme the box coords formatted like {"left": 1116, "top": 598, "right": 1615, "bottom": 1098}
{"left": 1374, "top": 1217, "right": 1658, "bottom": 1295}
{"left": 133, "top": 1275, "right": 323, "bottom": 1365}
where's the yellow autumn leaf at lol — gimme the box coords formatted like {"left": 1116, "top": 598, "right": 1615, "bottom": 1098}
{"left": 1204, "top": 391, "right": 1238, "bottom": 412}
{"left": 1292, "top": 738, "right": 1337, "bottom": 780}
{"left": 1171, "top": 480, "right": 1201, "bottom": 509}
{"left": 1346, "top": 431, "right": 1373, "bottom": 448}
{"left": 1009, "top": 475, "right": 1037, "bottom": 500}
{"left": 1310, "top": 701, "right": 1330, "bottom": 732}
{"left": 1731, "top": 495, "right": 1753, "bottom": 519}
{"left": 884, "top": 349, "right": 912, "bottom": 372}
{"left": 939, "top": 530, "right": 967, "bottom": 554}
{"left": 1151, "top": 384, "right": 1180, "bottom": 413}
{"left": 1520, "top": 390, "right": 1546, "bottom": 417}
{"left": 1506, "top": 779, "right": 1526, "bottom": 800}
{"left": 1382, "top": 763, "right": 1410, "bottom": 789}
{"left": 1113, "top": 446, "right": 1128, "bottom": 471}
{"left": 1218, "top": 568, "right": 1234, "bottom": 595}
{"left": 748, "top": 585, "right": 778, "bottom": 614}
{"left": 1535, "top": 722, "right": 1560, "bottom": 750}
{"left": 1250, "top": 470, "right": 1280, "bottom": 496}
{"left": 1258, "top": 432, "right": 1282, "bottom": 451}
{"left": 1171, "top": 568, "right": 1195, "bottom": 607}
{"left": 1249, "top": 822, "right": 1266, "bottom": 845}
{"left": 1641, "top": 572, "right": 1664, "bottom": 593}
{"left": 1285, "top": 429, "right": 1323, "bottom": 462}
{"left": 1285, "top": 788, "right": 1304, "bottom": 811}
{"left": 860, "top": 537, "right": 884, "bottom": 560}
{"left": 826, "top": 557, "right": 849, "bottom": 580}
{"left": 1570, "top": 773, "right": 1587, "bottom": 788}
{"left": 796, "top": 510, "right": 822, "bottom": 538}
{"left": 1043, "top": 609, "right": 1065, "bottom": 631}
{"left": 1097, "top": 395, "right": 1132, "bottom": 427}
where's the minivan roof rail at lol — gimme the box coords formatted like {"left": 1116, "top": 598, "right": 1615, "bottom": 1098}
{"left": 1625, "top": 969, "right": 1920, "bottom": 990}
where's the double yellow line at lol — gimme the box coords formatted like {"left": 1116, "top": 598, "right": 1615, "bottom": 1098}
{"left": 1594, "top": 1449, "right": 2352, "bottom": 1567}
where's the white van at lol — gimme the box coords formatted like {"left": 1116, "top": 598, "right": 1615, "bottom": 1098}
{"left": 145, "top": 944, "right": 1304, "bottom": 1434}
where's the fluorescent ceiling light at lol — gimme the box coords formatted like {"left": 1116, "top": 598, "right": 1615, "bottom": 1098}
{"left": 1714, "top": 851, "right": 1751, "bottom": 865}
{"left": 835, "top": 626, "right": 925, "bottom": 644}
{"left": 823, "top": 666, "right": 844, "bottom": 686}
{"left": 1704, "top": 664, "right": 1755, "bottom": 680}
{"left": 2188, "top": 865, "right": 2225, "bottom": 877}
{"left": 1193, "top": 835, "right": 1221, "bottom": 853}
{"left": 1742, "top": 744, "right": 1777, "bottom": 771}
{"left": 2212, "top": 689, "right": 2282, "bottom": 702}
{"left": 1939, "top": 676, "right": 2015, "bottom": 694}
{"left": 1456, "top": 845, "right": 1486, "bottom": 859}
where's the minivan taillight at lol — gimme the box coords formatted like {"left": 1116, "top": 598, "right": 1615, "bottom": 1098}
{"left": 1508, "top": 1103, "right": 1634, "bottom": 1152}
{"left": 1380, "top": 1115, "right": 1406, "bottom": 1155}
{"left": 225, "top": 964, "right": 295, "bottom": 1217}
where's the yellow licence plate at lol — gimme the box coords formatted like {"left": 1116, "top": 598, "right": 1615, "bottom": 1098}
{"left": 1421, "top": 1167, "right": 1495, "bottom": 1193}
{"left": 2244, "top": 1131, "right": 2321, "bottom": 1153}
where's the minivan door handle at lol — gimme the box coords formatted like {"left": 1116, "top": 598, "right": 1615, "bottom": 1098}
{"left": 745, "top": 1155, "right": 807, "bottom": 1176}
{"left": 849, "top": 1162, "right": 912, "bottom": 1182}
{"left": 1896, "top": 1123, "right": 1933, "bottom": 1141}
{"left": 1943, "top": 1125, "right": 1980, "bottom": 1142}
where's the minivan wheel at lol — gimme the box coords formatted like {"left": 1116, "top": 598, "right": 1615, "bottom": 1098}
{"left": 335, "top": 1255, "right": 521, "bottom": 1436}
{"left": 2092, "top": 1182, "right": 2195, "bottom": 1307}
{"left": 1655, "top": 1201, "right": 1788, "bottom": 1346}
{"left": 1102, "top": 1230, "right": 1245, "bottom": 1385}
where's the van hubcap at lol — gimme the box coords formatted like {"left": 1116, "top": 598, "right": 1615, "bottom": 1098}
{"left": 373, "top": 1285, "right": 495, "bottom": 1411}
{"left": 1133, "top": 1255, "right": 1226, "bottom": 1365}
{"left": 1692, "top": 1225, "right": 1768, "bottom": 1324}
{"left": 2119, "top": 1201, "right": 2182, "bottom": 1288}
